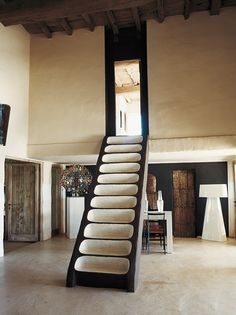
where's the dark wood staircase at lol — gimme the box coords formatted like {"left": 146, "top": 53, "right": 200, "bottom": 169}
{"left": 66, "top": 135, "right": 148, "bottom": 292}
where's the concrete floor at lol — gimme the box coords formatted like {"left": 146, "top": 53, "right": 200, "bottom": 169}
{"left": 0, "top": 236, "right": 236, "bottom": 315}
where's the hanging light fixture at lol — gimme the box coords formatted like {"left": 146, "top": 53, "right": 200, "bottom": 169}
{"left": 60, "top": 164, "right": 92, "bottom": 196}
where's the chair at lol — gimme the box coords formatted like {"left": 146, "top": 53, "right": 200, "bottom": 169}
{"left": 144, "top": 212, "right": 166, "bottom": 254}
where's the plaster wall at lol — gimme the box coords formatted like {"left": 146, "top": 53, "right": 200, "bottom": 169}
{"left": 147, "top": 8, "right": 236, "bottom": 150}
{"left": 41, "top": 161, "right": 53, "bottom": 241}
{"left": 28, "top": 27, "right": 105, "bottom": 159}
{"left": 0, "top": 24, "right": 30, "bottom": 256}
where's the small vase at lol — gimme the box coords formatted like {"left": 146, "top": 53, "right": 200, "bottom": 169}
{"left": 157, "top": 190, "right": 164, "bottom": 212}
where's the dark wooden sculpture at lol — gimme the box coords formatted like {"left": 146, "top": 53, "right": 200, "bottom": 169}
{"left": 146, "top": 173, "right": 157, "bottom": 210}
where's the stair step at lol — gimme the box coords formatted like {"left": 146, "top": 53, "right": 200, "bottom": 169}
{"left": 102, "top": 153, "right": 141, "bottom": 163}
{"left": 84, "top": 223, "right": 134, "bottom": 239}
{"left": 87, "top": 209, "right": 135, "bottom": 223}
{"left": 94, "top": 184, "right": 138, "bottom": 196}
{"left": 107, "top": 136, "right": 143, "bottom": 144}
{"left": 74, "top": 256, "right": 130, "bottom": 274}
{"left": 97, "top": 173, "right": 139, "bottom": 184}
{"left": 100, "top": 163, "right": 140, "bottom": 173}
{"left": 104, "top": 144, "right": 142, "bottom": 153}
{"left": 91, "top": 196, "right": 137, "bottom": 208}
{"left": 79, "top": 240, "right": 132, "bottom": 256}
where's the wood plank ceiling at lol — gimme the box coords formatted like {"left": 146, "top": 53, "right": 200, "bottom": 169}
{"left": 0, "top": 0, "right": 236, "bottom": 38}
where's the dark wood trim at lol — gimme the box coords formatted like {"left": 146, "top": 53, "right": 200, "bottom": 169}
{"left": 81, "top": 13, "right": 94, "bottom": 31}
{"left": 156, "top": 0, "right": 165, "bottom": 23}
{"left": 105, "top": 29, "right": 116, "bottom": 136}
{"left": 39, "top": 22, "right": 52, "bottom": 38}
{"left": 131, "top": 7, "right": 141, "bottom": 32}
{"left": 59, "top": 18, "right": 73, "bottom": 35}
{"left": 183, "top": 0, "right": 191, "bottom": 20}
{"left": 210, "top": 0, "right": 221, "bottom": 15}
{"left": 106, "top": 11, "right": 119, "bottom": 35}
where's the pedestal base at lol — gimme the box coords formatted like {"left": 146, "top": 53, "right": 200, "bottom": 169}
{"left": 202, "top": 197, "right": 226, "bottom": 242}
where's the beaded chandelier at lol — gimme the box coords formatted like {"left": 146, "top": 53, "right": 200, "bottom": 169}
{"left": 60, "top": 164, "right": 92, "bottom": 196}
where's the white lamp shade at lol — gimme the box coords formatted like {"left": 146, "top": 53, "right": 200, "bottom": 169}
{"left": 199, "top": 184, "right": 228, "bottom": 198}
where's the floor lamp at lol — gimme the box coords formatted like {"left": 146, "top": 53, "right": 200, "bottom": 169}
{"left": 199, "top": 184, "right": 227, "bottom": 242}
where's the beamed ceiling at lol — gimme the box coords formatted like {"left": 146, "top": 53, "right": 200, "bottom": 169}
{"left": 0, "top": 0, "right": 236, "bottom": 38}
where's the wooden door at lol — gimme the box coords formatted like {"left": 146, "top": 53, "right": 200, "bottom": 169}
{"left": 51, "top": 165, "right": 62, "bottom": 236}
{"left": 5, "top": 162, "right": 40, "bottom": 242}
{"left": 172, "top": 170, "right": 196, "bottom": 237}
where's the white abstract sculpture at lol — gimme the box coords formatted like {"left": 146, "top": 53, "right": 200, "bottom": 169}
{"left": 199, "top": 184, "right": 227, "bottom": 242}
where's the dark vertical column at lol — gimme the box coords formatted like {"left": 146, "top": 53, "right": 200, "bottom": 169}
{"left": 105, "top": 29, "right": 116, "bottom": 136}
{"left": 140, "top": 24, "right": 149, "bottom": 136}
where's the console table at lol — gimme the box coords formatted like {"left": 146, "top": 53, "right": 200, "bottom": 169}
{"left": 143, "top": 211, "right": 173, "bottom": 253}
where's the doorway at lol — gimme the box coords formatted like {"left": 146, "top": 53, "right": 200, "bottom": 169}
{"left": 4, "top": 160, "right": 40, "bottom": 244}
{"left": 172, "top": 170, "right": 196, "bottom": 237}
{"left": 114, "top": 60, "right": 141, "bottom": 135}
{"left": 105, "top": 25, "right": 149, "bottom": 136}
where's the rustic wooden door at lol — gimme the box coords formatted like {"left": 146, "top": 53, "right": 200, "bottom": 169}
{"left": 5, "top": 162, "right": 40, "bottom": 242}
{"left": 51, "top": 165, "right": 62, "bottom": 236}
{"left": 172, "top": 170, "right": 196, "bottom": 237}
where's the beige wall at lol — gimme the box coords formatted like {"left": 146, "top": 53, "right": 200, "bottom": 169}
{"left": 148, "top": 8, "right": 236, "bottom": 141}
{"left": 28, "top": 27, "right": 105, "bottom": 159}
{"left": 0, "top": 24, "right": 30, "bottom": 256}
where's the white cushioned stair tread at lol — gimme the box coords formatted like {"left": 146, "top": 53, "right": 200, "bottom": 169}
{"left": 97, "top": 173, "right": 139, "bottom": 184}
{"left": 104, "top": 144, "right": 142, "bottom": 153}
{"left": 107, "top": 136, "right": 143, "bottom": 144}
{"left": 79, "top": 240, "right": 132, "bottom": 256}
{"left": 102, "top": 153, "right": 141, "bottom": 163}
{"left": 94, "top": 184, "right": 138, "bottom": 196}
{"left": 100, "top": 163, "right": 140, "bottom": 173}
{"left": 84, "top": 223, "right": 134, "bottom": 239}
{"left": 91, "top": 196, "right": 137, "bottom": 208}
{"left": 74, "top": 256, "right": 130, "bottom": 274}
{"left": 87, "top": 209, "right": 135, "bottom": 223}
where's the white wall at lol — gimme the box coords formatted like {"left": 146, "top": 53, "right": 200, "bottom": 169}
{"left": 0, "top": 24, "right": 30, "bottom": 256}
{"left": 41, "top": 162, "right": 53, "bottom": 240}
{"left": 147, "top": 8, "right": 236, "bottom": 153}
{"left": 28, "top": 27, "right": 105, "bottom": 160}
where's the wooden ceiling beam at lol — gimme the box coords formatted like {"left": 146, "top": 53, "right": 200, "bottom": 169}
{"left": 0, "top": 0, "right": 152, "bottom": 26}
{"left": 156, "top": 0, "right": 165, "bottom": 23}
{"left": 59, "top": 18, "right": 73, "bottom": 35}
{"left": 184, "top": 0, "right": 191, "bottom": 19}
{"left": 131, "top": 7, "right": 141, "bottom": 32}
{"left": 39, "top": 22, "right": 52, "bottom": 38}
{"left": 116, "top": 85, "right": 140, "bottom": 94}
{"left": 106, "top": 11, "right": 119, "bottom": 35}
{"left": 81, "top": 13, "right": 94, "bottom": 31}
{"left": 210, "top": 0, "right": 221, "bottom": 15}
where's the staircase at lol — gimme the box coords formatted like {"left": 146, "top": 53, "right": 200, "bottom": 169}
{"left": 66, "top": 135, "right": 148, "bottom": 292}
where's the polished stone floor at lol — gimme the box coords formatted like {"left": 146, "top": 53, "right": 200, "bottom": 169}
{"left": 0, "top": 236, "right": 236, "bottom": 315}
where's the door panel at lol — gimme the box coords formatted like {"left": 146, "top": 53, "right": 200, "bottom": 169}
{"left": 51, "top": 165, "right": 62, "bottom": 236}
{"left": 6, "top": 163, "right": 40, "bottom": 242}
{"left": 173, "top": 170, "right": 196, "bottom": 237}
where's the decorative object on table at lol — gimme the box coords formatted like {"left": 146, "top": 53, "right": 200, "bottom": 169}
{"left": 0, "top": 104, "right": 11, "bottom": 146}
{"left": 60, "top": 164, "right": 92, "bottom": 197}
{"left": 157, "top": 190, "right": 164, "bottom": 212}
{"left": 199, "top": 184, "right": 227, "bottom": 242}
{"left": 146, "top": 173, "right": 157, "bottom": 210}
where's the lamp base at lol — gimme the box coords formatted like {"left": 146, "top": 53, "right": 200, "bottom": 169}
{"left": 202, "top": 197, "right": 226, "bottom": 242}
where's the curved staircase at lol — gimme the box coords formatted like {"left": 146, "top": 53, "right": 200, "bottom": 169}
{"left": 66, "top": 135, "right": 148, "bottom": 292}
